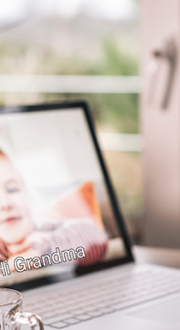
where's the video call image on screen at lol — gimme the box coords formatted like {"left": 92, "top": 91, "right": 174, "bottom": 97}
{"left": 0, "top": 108, "right": 127, "bottom": 285}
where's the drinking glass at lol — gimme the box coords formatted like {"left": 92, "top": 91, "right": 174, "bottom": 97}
{"left": 0, "top": 288, "right": 44, "bottom": 330}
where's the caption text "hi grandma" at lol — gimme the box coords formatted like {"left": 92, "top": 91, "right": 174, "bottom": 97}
{"left": 0, "top": 246, "right": 86, "bottom": 276}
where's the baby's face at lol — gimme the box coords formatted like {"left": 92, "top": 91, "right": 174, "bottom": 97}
{"left": 0, "top": 156, "right": 33, "bottom": 244}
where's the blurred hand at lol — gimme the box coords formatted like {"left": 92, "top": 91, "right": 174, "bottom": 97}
{"left": 8, "top": 231, "right": 50, "bottom": 255}
{"left": 0, "top": 238, "right": 9, "bottom": 261}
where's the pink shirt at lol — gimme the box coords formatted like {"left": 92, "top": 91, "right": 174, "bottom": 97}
{"left": 31, "top": 218, "right": 108, "bottom": 266}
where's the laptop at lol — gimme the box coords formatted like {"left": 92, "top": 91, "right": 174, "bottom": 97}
{"left": 0, "top": 101, "right": 180, "bottom": 330}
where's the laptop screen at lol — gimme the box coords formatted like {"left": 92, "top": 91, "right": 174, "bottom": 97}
{"left": 0, "top": 104, "right": 131, "bottom": 287}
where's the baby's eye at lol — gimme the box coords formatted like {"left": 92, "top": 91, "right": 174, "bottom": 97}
{"left": 5, "top": 179, "right": 22, "bottom": 194}
{"left": 7, "top": 187, "right": 20, "bottom": 193}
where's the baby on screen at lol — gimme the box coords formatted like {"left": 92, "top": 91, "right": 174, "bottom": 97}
{"left": 0, "top": 149, "right": 108, "bottom": 271}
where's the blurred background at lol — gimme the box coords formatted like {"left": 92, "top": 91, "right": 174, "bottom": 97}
{"left": 0, "top": 0, "right": 142, "bottom": 244}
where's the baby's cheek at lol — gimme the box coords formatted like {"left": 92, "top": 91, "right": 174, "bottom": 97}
{"left": 0, "top": 224, "right": 8, "bottom": 237}
{"left": 13, "top": 194, "right": 25, "bottom": 210}
{"left": 17, "top": 197, "right": 31, "bottom": 221}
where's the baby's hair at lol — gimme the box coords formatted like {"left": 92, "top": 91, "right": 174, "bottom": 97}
{"left": 0, "top": 149, "right": 6, "bottom": 157}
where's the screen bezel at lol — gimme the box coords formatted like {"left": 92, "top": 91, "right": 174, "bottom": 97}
{"left": 0, "top": 100, "right": 134, "bottom": 290}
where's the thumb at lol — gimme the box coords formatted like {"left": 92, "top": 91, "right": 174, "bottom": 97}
{"left": 0, "top": 238, "right": 9, "bottom": 259}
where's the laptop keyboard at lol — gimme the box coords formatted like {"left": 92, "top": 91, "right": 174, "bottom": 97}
{"left": 24, "top": 269, "right": 180, "bottom": 329}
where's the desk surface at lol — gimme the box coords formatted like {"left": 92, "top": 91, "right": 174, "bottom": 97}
{"left": 133, "top": 245, "right": 180, "bottom": 269}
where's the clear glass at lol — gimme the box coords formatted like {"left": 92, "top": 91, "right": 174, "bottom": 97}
{"left": 0, "top": 288, "right": 44, "bottom": 330}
